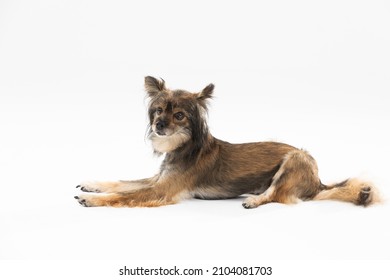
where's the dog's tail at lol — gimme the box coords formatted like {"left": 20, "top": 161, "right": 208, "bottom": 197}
{"left": 314, "top": 178, "right": 381, "bottom": 206}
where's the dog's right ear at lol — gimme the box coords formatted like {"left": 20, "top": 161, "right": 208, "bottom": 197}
{"left": 145, "top": 76, "right": 166, "bottom": 97}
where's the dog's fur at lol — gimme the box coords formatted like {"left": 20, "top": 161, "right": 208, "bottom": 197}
{"left": 75, "top": 77, "right": 380, "bottom": 208}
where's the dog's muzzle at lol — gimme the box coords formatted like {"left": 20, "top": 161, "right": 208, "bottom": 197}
{"left": 155, "top": 120, "right": 167, "bottom": 136}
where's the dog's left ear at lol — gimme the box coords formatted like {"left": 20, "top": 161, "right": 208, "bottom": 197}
{"left": 197, "top": 83, "right": 214, "bottom": 100}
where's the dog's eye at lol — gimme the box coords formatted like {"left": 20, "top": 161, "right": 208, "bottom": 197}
{"left": 174, "top": 112, "right": 185, "bottom": 121}
{"left": 156, "top": 107, "right": 163, "bottom": 115}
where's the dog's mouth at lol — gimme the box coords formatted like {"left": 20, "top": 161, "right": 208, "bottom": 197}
{"left": 155, "top": 130, "right": 167, "bottom": 136}
{"left": 152, "top": 125, "right": 175, "bottom": 137}
{"left": 153, "top": 127, "right": 173, "bottom": 137}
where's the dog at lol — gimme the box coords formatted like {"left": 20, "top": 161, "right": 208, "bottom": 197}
{"left": 75, "top": 76, "right": 380, "bottom": 208}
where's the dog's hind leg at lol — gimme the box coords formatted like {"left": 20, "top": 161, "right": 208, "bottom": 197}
{"left": 242, "top": 150, "right": 321, "bottom": 209}
{"left": 76, "top": 176, "right": 158, "bottom": 193}
{"left": 242, "top": 185, "right": 278, "bottom": 209}
{"left": 242, "top": 177, "right": 303, "bottom": 209}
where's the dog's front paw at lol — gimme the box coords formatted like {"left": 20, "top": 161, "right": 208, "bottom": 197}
{"left": 76, "top": 181, "right": 102, "bottom": 193}
{"left": 74, "top": 195, "right": 96, "bottom": 207}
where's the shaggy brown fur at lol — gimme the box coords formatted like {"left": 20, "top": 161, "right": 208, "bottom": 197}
{"left": 75, "top": 77, "right": 380, "bottom": 208}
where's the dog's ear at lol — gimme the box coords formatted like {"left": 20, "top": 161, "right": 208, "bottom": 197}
{"left": 145, "top": 76, "right": 166, "bottom": 97}
{"left": 197, "top": 83, "right": 214, "bottom": 100}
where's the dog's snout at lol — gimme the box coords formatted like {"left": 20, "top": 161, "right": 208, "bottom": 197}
{"left": 156, "top": 120, "right": 166, "bottom": 131}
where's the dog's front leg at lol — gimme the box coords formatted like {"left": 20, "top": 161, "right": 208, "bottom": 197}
{"left": 76, "top": 176, "right": 158, "bottom": 193}
{"left": 74, "top": 185, "right": 187, "bottom": 208}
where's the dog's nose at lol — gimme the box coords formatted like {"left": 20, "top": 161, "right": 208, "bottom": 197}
{"left": 156, "top": 120, "right": 166, "bottom": 131}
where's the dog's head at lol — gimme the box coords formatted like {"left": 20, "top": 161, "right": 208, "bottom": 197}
{"left": 145, "top": 76, "right": 214, "bottom": 154}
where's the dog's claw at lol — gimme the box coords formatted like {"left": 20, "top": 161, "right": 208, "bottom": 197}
{"left": 80, "top": 186, "right": 95, "bottom": 193}
{"left": 76, "top": 182, "right": 101, "bottom": 193}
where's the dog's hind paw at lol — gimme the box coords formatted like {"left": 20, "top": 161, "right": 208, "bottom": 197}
{"left": 242, "top": 202, "right": 253, "bottom": 209}
{"left": 242, "top": 197, "right": 259, "bottom": 209}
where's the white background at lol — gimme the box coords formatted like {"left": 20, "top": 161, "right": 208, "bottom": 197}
{"left": 1, "top": 0, "right": 390, "bottom": 278}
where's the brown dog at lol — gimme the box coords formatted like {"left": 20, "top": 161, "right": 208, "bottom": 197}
{"left": 75, "top": 76, "right": 380, "bottom": 208}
